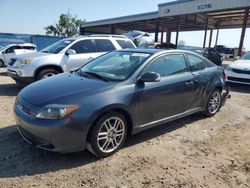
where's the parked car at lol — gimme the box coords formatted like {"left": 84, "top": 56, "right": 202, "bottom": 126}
{"left": 214, "top": 45, "right": 233, "bottom": 59}
{"left": 7, "top": 35, "right": 135, "bottom": 84}
{"left": 0, "top": 43, "right": 36, "bottom": 67}
{"left": 15, "top": 49, "right": 229, "bottom": 157}
{"left": 139, "top": 42, "right": 176, "bottom": 49}
{"left": 226, "top": 51, "right": 250, "bottom": 85}
{"left": 202, "top": 48, "right": 223, "bottom": 66}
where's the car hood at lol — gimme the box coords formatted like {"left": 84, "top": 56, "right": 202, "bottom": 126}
{"left": 20, "top": 73, "right": 116, "bottom": 107}
{"left": 230, "top": 60, "right": 250, "bottom": 69}
{"left": 14, "top": 51, "right": 53, "bottom": 60}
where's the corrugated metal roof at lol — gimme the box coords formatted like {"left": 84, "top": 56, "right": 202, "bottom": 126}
{"left": 81, "top": 11, "right": 158, "bottom": 27}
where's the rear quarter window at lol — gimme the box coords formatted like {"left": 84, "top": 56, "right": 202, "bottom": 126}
{"left": 186, "top": 54, "right": 206, "bottom": 71}
{"left": 116, "top": 40, "right": 135, "bottom": 49}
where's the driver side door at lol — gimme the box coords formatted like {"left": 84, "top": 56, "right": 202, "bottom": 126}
{"left": 137, "top": 53, "right": 195, "bottom": 127}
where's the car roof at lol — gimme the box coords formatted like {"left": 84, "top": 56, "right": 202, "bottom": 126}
{"left": 66, "top": 35, "right": 130, "bottom": 41}
{"left": 117, "top": 48, "right": 196, "bottom": 55}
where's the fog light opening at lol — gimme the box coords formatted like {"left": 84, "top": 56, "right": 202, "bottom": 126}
{"left": 17, "top": 71, "right": 22, "bottom": 76}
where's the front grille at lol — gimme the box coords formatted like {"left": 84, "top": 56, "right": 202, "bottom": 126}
{"left": 232, "top": 68, "right": 250, "bottom": 75}
{"left": 9, "top": 58, "right": 16, "bottom": 66}
{"left": 227, "top": 76, "right": 250, "bottom": 83}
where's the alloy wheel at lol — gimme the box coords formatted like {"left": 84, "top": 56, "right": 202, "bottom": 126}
{"left": 208, "top": 91, "right": 221, "bottom": 114}
{"left": 97, "top": 117, "right": 126, "bottom": 153}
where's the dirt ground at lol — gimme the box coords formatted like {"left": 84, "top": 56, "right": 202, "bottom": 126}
{"left": 0, "top": 67, "right": 250, "bottom": 188}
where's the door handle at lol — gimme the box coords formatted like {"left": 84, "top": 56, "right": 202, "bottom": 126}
{"left": 88, "top": 57, "right": 93, "bottom": 61}
{"left": 185, "top": 80, "right": 194, "bottom": 86}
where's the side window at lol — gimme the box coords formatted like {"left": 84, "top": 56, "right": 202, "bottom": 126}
{"left": 143, "top": 54, "right": 187, "bottom": 78}
{"left": 22, "top": 46, "right": 36, "bottom": 50}
{"left": 186, "top": 54, "right": 206, "bottom": 71}
{"left": 5, "top": 46, "right": 19, "bottom": 53}
{"left": 116, "top": 40, "right": 135, "bottom": 49}
{"left": 94, "top": 39, "right": 115, "bottom": 52}
{"left": 70, "top": 40, "right": 95, "bottom": 54}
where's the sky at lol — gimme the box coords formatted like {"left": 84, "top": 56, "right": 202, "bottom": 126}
{"left": 0, "top": 0, "right": 249, "bottom": 50}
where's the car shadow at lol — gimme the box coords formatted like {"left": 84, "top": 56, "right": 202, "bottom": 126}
{"left": 0, "top": 84, "right": 23, "bottom": 96}
{"left": 228, "top": 83, "right": 250, "bottom": 94}
{"left": 0, "top": 113, "right": 203, "bottom": 178}
{"left": 125, "top": 113, "right": 203, "bottom": 147}
{"left": 0, "top": 125, "right": 97, "bottom": 178}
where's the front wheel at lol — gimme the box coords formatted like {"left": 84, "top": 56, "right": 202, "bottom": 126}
{"left": 87, "top": 112, "right": 127, "bottom": 157}
{"left": 203, "top": 89, "right": 222, "bottom": 117}
{"left": 36, "top": 68, "right": 59, "bottom": 81}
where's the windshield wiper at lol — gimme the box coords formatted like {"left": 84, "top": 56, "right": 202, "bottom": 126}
{"left": 82, "top": 71, "right": 110, "bottom": 82}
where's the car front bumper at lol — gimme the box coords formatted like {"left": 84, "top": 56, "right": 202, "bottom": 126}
{"left": 226, "top": 70, "right": 250, "bottom": 85}
{"left": 7, "top": 68, "right": 34, "bottom": 85}
{"left": 14, "top": 98, "right": 89, "bottom": 153}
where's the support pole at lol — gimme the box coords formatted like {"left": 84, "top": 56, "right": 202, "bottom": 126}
{"left": 215, "top": 28, "right": 219, "bottom": 46}
{"left": 238, "top": 8, "right": 249, "bottom": 56}
{"left": 175, "top": 16, "right": 180, "bottom": 47}
{"left": 166, "top": 29, "right": 171, "bottom": 43}
{"left": 161, "top": 18, "right": 165, "bottom": 43}
{"left": 154, "top": 18, "right": 160, "bottom": 42}
{"left": 203, "top": 17, "right": 208, "bottom": 48}
{"left": 208, "top": 30, "right": 213, "bottom": 48}
{"left": 111, "top": 24, "right": 116, "bottom": 34}
{"left": 80, "top": 27, "right": 85, "bottom": 35}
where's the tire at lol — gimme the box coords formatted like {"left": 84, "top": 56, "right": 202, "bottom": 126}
{"left": 36, "top": 68, "right": 59, "bottom": 80}
{"left": 0, "top": 59, "right": 4, "bottom": 67}
{"left": 87, "top": 112, "right": 127, "bottom": 158}
{"left": 202, "top": 89, "right": 222, "bottom": 117}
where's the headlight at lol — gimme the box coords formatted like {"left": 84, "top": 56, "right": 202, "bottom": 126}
{"left": 12, "top": 58, "right": 33, "bottom": 68}
{"left": 36, "top": 104, "right": 80, "bottom": 120}
{"left": 20, "top": 58, "right": 32, "bottom": 65}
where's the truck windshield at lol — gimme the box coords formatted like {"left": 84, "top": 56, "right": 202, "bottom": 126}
{"left": 40, "top": 39, "right": 74, "bottom": 54}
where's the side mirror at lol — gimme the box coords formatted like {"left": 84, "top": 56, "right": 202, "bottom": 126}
{"left": 138, "top": 72, "right": 161, "bottom": 83}
{"left": 65, "top": 49, "right": 76, "bottom": 56}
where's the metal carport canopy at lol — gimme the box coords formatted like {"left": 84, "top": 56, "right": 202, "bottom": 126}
{"left": 80, "top": 0, "right": 250, "bottom": 54}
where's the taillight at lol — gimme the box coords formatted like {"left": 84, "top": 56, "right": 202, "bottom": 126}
{"left": 222, "top": 67, "right": 227, "bottom": 79}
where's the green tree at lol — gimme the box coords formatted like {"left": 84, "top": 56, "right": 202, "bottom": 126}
{"left": 44, "top": 12, "right": 85, "bottom": 37}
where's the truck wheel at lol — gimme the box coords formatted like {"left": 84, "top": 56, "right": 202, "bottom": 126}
{"left": 36, "top": 68, "right": 59, "bottom": 80}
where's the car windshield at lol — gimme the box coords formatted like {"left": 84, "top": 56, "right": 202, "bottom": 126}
{"left": 241, "top": 52, "right": 250, "bottom": 60}
{"left": 40, "top": 39, "right": 74, "bottom": 54}
{"left": 79, "top": 51, "right": 151, "bottom": 81}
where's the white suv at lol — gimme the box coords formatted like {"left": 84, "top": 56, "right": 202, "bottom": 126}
{"left": 7, "top": 35, "right": 135, "bottom": 84}
{"left": 0, "top": 43, "right": 36, "bottom": 67}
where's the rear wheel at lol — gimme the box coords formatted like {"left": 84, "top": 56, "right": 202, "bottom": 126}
{"left": 203, "top": 89, "right": 221, "bottom": 117}
{"left": 87, "top": 112, "right": 127, "bottom": 157}
{"left": 36, "top": 68, "right": 59, "bottom": 80}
